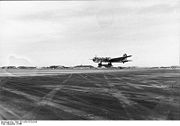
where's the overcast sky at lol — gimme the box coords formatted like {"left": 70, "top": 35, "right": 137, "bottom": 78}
{"left": 0, "top": 0, "right": 180, "bottom": 67}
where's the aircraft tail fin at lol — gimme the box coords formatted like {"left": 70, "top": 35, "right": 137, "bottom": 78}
{"left": 123, "top": 53, "right": 132, "bottom": 58}
{"left": 123, "top": 53, "right": 127, "bottom": 57}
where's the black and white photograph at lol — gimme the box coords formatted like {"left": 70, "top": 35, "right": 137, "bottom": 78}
{"left": 0, "top": 0, "right": 180, "bottom": 123}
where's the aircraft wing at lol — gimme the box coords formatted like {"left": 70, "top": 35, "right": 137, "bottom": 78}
{"left": 109, "top": 57, "right": 125, "bottom": 62}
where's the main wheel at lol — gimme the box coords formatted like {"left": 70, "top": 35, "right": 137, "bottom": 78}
{"left": 108, "top": 62, "right": 112, "bottom": 67}
{"left": 98, "top": 63, "right": 102, "bottom": 67}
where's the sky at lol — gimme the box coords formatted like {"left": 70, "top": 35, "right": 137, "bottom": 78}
{"left": 0, "top": 0, "right": 180, "bottom": 67}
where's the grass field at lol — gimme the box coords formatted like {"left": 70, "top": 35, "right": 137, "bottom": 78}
{"left": 0, "top": 69, "right": 180, "bottom": 120}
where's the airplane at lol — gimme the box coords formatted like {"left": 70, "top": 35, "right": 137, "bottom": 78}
{"left": 91, "top": 53, "right": 132, "bottom": 67}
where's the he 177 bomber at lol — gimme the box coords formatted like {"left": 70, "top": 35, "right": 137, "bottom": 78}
{"left": 91, "top": 53, "right": 132, "bottom": 67}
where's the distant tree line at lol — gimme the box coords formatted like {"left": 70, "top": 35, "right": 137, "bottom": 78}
{"left": 0, "top": 65, "right": 95, "bottom": 69}
{"left": 0, "top": 66, "right": 37, "bottom": 69}
{"left": 0, "top": 65, "right": 179, "bottom": 69}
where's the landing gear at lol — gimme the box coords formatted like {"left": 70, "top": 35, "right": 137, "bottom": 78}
{"left": 108, "top": 62, "right": 112, "bottom": 67}
{"left": 98, "top": 62, "right": 112, "bottom": 68}
{"left": 98, "top": 62, "right": 102, "bottom": 67}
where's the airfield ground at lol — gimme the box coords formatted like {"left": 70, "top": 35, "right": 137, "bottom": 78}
{"left": 0, "top": 69, "right": 180, "bottom": 120}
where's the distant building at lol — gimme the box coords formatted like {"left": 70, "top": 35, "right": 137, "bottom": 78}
{"left": 73, "top": 65, "right": 95, "bottom": 69}
{"left": 149, "top": 67, "right": 160, "bottom": 69}
{"left": 170, "top": 66, "right": 180, "bottom": 69}
{"left": 38, "top": 67, "right": 49, "bottom": 69}
{"left": 1, "top": 66, "right": 17, "bottom": 69}
{"left": 160, "top": 66, "right": 170, "bottom": 69}
{"left": 17, "top": 66, "right": 37, "bottom": 69}
{"left": 48, "top": 65, "right": 65, "bottom": 69}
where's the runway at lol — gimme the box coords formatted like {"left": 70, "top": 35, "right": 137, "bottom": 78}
{"left": 0, "top": 69, "right": 180, "bottom": 120}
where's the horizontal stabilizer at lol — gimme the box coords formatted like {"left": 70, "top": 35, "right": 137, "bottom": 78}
{"left": 123, "top": 60, "right": 132, "bottom": 63}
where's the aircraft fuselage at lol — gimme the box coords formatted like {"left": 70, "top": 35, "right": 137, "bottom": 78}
{"left": 92, "top": 54, "right": 132, "bottom": 67}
